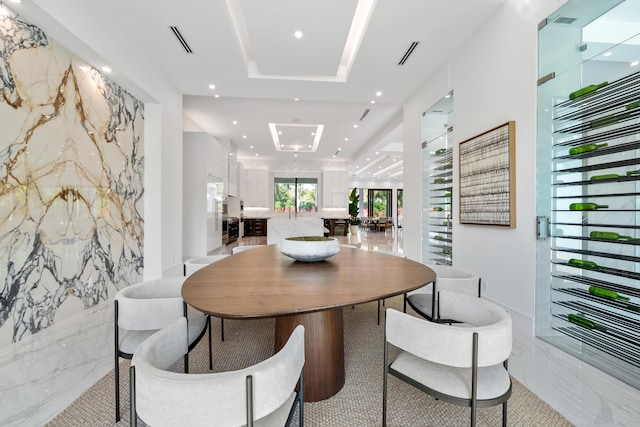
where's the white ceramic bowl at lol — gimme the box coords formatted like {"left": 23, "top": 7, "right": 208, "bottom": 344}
{"left": 280, "top": 236, "right": 340, "bottom": 262}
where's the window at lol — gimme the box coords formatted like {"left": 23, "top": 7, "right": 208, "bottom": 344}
{"left": 274, "top": 178, "right": 318, "bottom": 213}
{"left": 367, "top": 189, "right": 392, "bottom": 218}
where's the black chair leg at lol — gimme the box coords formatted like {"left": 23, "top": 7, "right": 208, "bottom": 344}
{"left": 221, "top": 317, "right": 225, "bottom": 342}
{"left": 115, "top": 354, "right": 120, "bottom": 422}
{"left": 502, "top": 401, "right": 507, "bottom": 427}
{"left": 377, "top": 300, "right": 381, "bottom": 325}
{"left": 208, "top": 316, "right": 213, "bottom": 370}
{"left": 130, "top": 366, "right": 137, "bottom": 427}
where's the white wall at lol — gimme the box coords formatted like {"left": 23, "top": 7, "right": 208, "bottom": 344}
{"left": 403, "top": 0, "right": 568, "bottom": 329}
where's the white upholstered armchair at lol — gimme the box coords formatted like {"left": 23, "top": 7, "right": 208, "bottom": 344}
{"left": 113, "top": 277, "right": 210, "bottom": 422}
{"left": 384, "top": 291, "right": 512, "bottom": 426}
{"left": 130, "top": 320, "right": 305, "bottom": 427}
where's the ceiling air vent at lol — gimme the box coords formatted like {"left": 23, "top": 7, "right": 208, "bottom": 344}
{"left": 359, "top": 109, "right": 370, "bottom": 121}
{"left": 553, "top": 16, "right": 577, "bottom": 24}
{"left": 398, "top": 42, "right": 419, "bottom": 65}
{"left": 169, "top": 26, "right": 194, "bottom": 53}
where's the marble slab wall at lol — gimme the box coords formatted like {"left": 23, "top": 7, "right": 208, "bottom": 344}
{"left": 0, "top": 5, "right": 144, "bottom": 347}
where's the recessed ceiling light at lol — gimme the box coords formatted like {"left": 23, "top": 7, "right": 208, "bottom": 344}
{"left": 376, "top": 91, "right": 382, "bottom": 97}
{"left": 294, "top": 30, "right": 303, "bottom": 39}
{"left": 353, "top": 124, "right": 358, "bottom": 128}
{"left": 603, "top": 52, "right": 612, "bottom": 57}
{"left": 9, "top": 0, "right": 21, "bottom": 4}
{"left": 370, "top": 100, "right": 375, "bottom": 104}
{"left": 209, "top": 84, "right": 216, "bottom": 89}
{"left": 232, "top": 120, "right": 238, "bottom": 125}
{"left": 344, "top": 138, "right": 349, "bottom": 141}
{"left": 255, "top": 153, "right": 259, "bottom": 156}
{"left": 243, "top": 135, "right": 247, "bottom": 139}
{"left": 375, "top": 151, "right": 379, "bottom": 155}
{"left": 631, "top": 61, "right": 639, "bottom": 67}
{"left": 250, "top": 145, "right": 254, "bottom": 149}
{"left": 102, "top": 66, "right": 112, "bottom": 73}
{"left": 294, "top": 153, "right": 298, "bottom": 157}
{"left": 214, "top": 94, "right": 220, "bottom": 98}
{"left": 294, "top": 98, "right": 299, "bottom": 101}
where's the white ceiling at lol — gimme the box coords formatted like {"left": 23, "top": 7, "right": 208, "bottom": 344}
{"left": 14, "top": 0, "right": 508, "bottom": 182}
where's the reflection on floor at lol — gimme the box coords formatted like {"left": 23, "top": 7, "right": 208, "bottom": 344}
{"left": 215, "top": 227, "right": 404, "bottom": 256}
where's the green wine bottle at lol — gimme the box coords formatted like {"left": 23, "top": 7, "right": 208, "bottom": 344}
{"left": 589, "top": 231, "right": 635, "bottom": 240}
{"left": 589, "top": 286, "right": 630, "bottom": 301}
{"left": 444, "top": 192, "right": 452, "bottom": 197}
{"left": 434, "top": 178, "right": 445, "bottom": 184}
{"left": 569, "top": 203, "right": 608, "bottom": 211}
{"left": 626, "top": 170, "right": 640, "bottom": 176}
{"left": 625, "top": 100, "right": 640, "bottom": 110}
{"left": 589, "top": 113, "right": 630, "bottom": 129}
{"left": 626, "top": 304, "right": 640, "bottom": 313}
{"left": 434, "top": 235, "right": 444, "bottom": 241}
{"left": 590, "top": 173, "right": 619, "bottom": 181}
{"left": 442, "top": 221, "right": 452, "bottom": 227}
{"left": 433, "top": 207, "right": 444, "bottom": 212}
{"left": 569, "top": 143, "right": 608, "bottom": 155}
{"left": 567, "top": 314, "right": 607, "bottom": 332}
{"left": 442, "top": 248, "right": 452, "bottom": 255}
{"left": 435, "top": 148, "right": 447, "bottom": 155}
{"left": 568, "top": 81, "right": 608, "bottom": 100}
{"left": 568, "top": 258, "right": 602, "bottom": 270}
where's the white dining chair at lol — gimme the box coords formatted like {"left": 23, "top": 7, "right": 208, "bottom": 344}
{"left": 184, "top": 254, "right": 230, "bottom": 341}
{"left": 130, "top": 320, "right": 305, "bottom": 427}
{"left": 383, "top": 291, "right": 512, "bottom": 426}
{"left": 405, "top": 264, "right": 481, "bottom": 323}
{"left": 114, "top": 277, "right": 210, "bottom": 422}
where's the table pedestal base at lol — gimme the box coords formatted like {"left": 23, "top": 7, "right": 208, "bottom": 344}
{"left": 275, "top": 308, "right": 345, "bottom": 402}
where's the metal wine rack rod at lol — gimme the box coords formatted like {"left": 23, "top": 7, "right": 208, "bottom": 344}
{"left": 554, "top": 139, "right": 640, "bottom": 160}
{"left": 552, "top": 273, "right": 640, "bottom": 298}
{"left": 555, "top": 110, "right": 640, "bottom": 135}
{"left": 552, "top": 221, "right": 640, "bottom": 230}
{"left": 552, "top": 260, "right": 640, "bottom": 281}
{"left": 553, "top": 298, "right": 640, "bottom": 335}
{"left": 554, "top": 70, "right": 640, "bottom": 112}
{"left": 553, "top": 325, "right": 640, "bottom": 368}
{"left": 554, "top": 123, "right": 640, "bottom": 147}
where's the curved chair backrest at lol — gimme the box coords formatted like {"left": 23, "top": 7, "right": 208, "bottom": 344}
{"left": 387, "top": 292, "right": 511, "bottom": 368}
{"left": 115, "top": 277, "right": 186, "bottom": 331}
{"left": 184, "top": 255, "right": 230, "bottom": 276}
{"left": 429, "top": 264, "right": 481, "bottom": 296}
{"left": 132, "top": 321, "right": 305, "bottom": 427}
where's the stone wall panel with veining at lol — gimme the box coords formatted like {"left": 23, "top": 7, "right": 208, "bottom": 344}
{"left": 0, "top": 7, "right": 144, "bottom": 345}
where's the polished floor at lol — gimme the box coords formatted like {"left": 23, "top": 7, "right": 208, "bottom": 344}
{"left": 217, "top": 226, "right": 404, "bottom": 255}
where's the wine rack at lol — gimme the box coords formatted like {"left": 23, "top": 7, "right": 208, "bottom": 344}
{"left": 427, "top": 132, "right": 453, "bottom": 265}
{"left": 549, "top": 70, "right": 640, "bottom": 387}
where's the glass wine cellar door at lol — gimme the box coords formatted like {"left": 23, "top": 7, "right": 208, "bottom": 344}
{"left": 536, "top": 0, "right": 640, "bottom": 390}
{"left": 422, "top": 92, "right": 454, "bottom": 265}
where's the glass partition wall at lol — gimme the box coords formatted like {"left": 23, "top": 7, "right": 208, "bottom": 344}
{"left": 421, "top": 93, "right": 454, "bottom": 265}
{"left": 536, "top": 0, "right": 640, "bottom": 390}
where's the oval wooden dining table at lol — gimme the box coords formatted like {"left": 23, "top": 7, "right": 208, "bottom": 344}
{"left": 182, "top": 244, "right": 435, "bottom": 402}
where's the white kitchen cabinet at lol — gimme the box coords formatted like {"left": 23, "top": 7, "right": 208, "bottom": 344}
{"left": 323, "top": 171, "right": 349, "bottom": 208}
{"left": 243, "top": 168, "right": 269, "bottom": 208}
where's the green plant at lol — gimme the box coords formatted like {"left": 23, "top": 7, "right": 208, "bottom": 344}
{"left": 349, "top": 188, "right": 362, "bottom": 225}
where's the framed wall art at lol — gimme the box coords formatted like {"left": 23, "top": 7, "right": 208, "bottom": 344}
{"left": 459, "top": 121, "right": 516, "bottom": 227}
